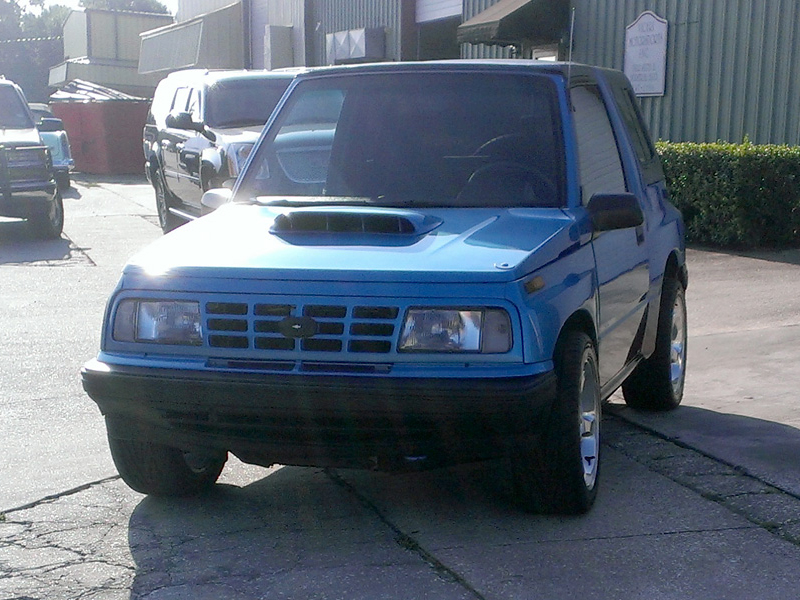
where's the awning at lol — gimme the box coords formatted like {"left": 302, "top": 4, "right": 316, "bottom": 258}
{"left": 456, "top": 0, "right": 569, "bottom": 46}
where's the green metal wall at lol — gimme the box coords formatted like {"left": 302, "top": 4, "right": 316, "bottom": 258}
{"left": 571, "top": 0, "right": 800, "bottom": 145}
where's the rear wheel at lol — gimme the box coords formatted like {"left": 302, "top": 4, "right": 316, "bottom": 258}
{"left": 154, "top": 174, "right": 183, "bottom": 234}
{"left": 510, "top": 330, "right": 601, "bottom": 514}
{"left": 107, "top": 432, "right": 227, "bottom": 496}
{"left": 622, "top": 277, "right": 687, "bottom": 411}
{"left": 28, "top": 190, "right": 64, "bottom": 239}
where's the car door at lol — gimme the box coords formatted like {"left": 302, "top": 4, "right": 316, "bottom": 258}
{"left": 171, "top": 86, "right": 209, "bottom": 210}
{"left": 571, "top": 84, "right": 650, "bottom": 388}
{"left": 160, "top": 86, "right": 192, "bottom": 197}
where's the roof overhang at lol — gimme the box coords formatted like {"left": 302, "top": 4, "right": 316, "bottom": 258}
{"left": 456, "top": 0, "right": 569, "bottom": 47}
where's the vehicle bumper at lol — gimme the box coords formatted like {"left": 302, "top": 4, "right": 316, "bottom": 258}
{"left": 82, "top": 359, "right": 558, "bottom": 469}
{"left": 0, "top": 185, "right": 57, "bottom": 219}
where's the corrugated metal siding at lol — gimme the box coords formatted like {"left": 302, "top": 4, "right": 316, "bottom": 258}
{"left": 251, "top": 0, "right": 307, "bottom": 68}
{"left": 178, "top": 0, "right": 238, "bottom": 22}
{"left": 308, "top": 0, "right": 404, "bottom": 64}
{"left": 572, "top": 0, "right": 800, "bottom": 145}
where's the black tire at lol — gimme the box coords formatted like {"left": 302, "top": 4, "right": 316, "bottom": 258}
{"left": 28, "top": 190, "right": 64, "bottom": 239}
{"left": 107, "top": 433, "right": 227, "bottom": 496}
{"left": 154, "top": 173, "right": 183, "bottom": 234}
{"left": 510, "top": 330, "right": 601, "bottom": 514}
{"left": 56, "top": 172, "right": 70, "bottom": 191}
{"left": 622, "top": 277, "right": 687, "bottom": 411}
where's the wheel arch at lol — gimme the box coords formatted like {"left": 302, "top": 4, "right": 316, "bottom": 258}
{"left": 554, "top": 309, "right": 597, "bottom": 368}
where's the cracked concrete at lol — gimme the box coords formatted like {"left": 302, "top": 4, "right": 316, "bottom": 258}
{"left": 4, "top": 417, "right": 800, "bottom": 599}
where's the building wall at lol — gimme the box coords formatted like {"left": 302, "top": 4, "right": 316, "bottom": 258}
{"left": 307, "top": 0, "right": 412, "bottom": 64}
{"left": 177, "top": 0, "right": 238, "bottom": 22}
{"left": 571, "top": 0, "right": 800, "bottom": 145}
{"left": 251, "top": 0, "right": 307, "bottom": 68}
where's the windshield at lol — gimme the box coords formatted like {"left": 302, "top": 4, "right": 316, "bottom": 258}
{"left": 237, "top": 71, "right": 565, "bottom": 208}
{"left": 0, "top": 86, "right": 34, "bottom": 129}
{"left": 205, "top": 77, "right": 293, "bottom": 128}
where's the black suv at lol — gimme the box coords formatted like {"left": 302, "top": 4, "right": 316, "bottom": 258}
{"left": 0, "top": 78, "right": 63, "bottom": 238}
{"left": 143, "top": 69, "right": 297, "bottom": 233}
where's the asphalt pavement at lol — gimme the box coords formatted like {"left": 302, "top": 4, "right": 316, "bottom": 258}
{"left": 2, "top": 175, "right": 800, "bottom": 599}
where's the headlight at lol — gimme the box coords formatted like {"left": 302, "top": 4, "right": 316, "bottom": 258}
{"left": 226, "top": 143, "right": 254, "bottom": 177}
{"left": 398, "top": 308, "right": 512, "bottom": 353}
{"left": 113, "top": 300, "right": 202, "bottom": 345}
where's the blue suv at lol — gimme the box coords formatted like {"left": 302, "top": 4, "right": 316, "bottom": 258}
{"left": 83, "top": 61, "right": 687, "bottom": 514}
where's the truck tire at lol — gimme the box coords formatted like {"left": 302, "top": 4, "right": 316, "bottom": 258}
{"left": 510, "top": 330, "right": 601, "bottom": 514}
{"left": 622, "top": 277, "right": 687, "bottom": 411}
{"left": 154, "top": 174, "right": 183, "bottom": 234}
{"left": 28, "top": 191, "right": 64, "bottom": 239}
{"left": 107, "top": 433, "right": 226, "bottom": 497}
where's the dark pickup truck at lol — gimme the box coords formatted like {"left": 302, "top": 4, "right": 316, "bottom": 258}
{"left": 0, "top": 78, "right": 63, "bottom": 238}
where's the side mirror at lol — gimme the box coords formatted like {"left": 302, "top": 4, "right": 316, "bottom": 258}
{"left": 201, "top": 188, "right": 232, "bottom": 215}
{"left": 38, "top": 117, "right": 64, "bottom": 133}
{"left": 587, "top": 193, "right": 644, "bottom": 231}
{"left": 166, "top": 111, "right": 202, "bottom": 131}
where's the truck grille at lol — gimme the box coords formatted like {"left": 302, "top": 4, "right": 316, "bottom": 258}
{"left": 0, "top": 145, "right": 50, "bottom": 190}
{"left": 205, "top": 301, "right": 401, "bottom": 356}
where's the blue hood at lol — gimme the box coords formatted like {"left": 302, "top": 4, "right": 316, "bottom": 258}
{"left": 126, "top": 202, "right": 583, "bottom": 283}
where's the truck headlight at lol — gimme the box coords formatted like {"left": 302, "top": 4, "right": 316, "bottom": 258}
{"left": 398, "top": 308, "right": 511, "bottom": 353}
{"left": 113, "top": 300, "right": 202, "bottom": 345}
{"left": 227, "top": 143, "right": 254, "bottom": 177}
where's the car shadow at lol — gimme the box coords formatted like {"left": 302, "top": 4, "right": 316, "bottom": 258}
{"left": 0, "top": 220, "right": 74, "bottom": 264}
{"left": 123, "top": 405, "right": 800, "bottom": 597}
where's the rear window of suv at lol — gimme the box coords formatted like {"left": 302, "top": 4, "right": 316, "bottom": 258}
{"left": 0, "top": 86, "right": 34, "bottom": 129}
{"left": 239, "top": 72, "right": 565, "bottom": 208}
{"left": 205, "top": 77, "right": 293, "bottom": 128}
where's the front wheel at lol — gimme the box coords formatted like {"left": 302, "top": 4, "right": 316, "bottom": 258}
{"left": 154, "top": 174, "right": 183, "bottom": 234}
{"left": 107, "top": 433, "right": 227, "bottom": 496}
{"left": 510, "top": 330, "right": 601, "bottom": 514}
{"left": 28, "top": 191, "right": 64, "bottom": 239}
{"left": 622, "top": 277, "right": 687, "bottom": 411}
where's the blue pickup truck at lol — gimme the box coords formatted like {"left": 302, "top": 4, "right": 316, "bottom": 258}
{"left": 83, "top": 61, "right": 687, "bottom": 514}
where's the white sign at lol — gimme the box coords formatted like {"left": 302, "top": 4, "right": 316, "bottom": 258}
{"left": 624, "top": 11, "right": 668, "bottom": 97}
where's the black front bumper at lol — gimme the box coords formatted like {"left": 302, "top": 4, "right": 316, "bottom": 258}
{"left": 82, "top": 359, "right": 557, "bottom": 470}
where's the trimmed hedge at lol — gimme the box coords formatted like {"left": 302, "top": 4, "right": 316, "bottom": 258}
{"left": 656, "top": 141, "right": 800, "bottom": 248}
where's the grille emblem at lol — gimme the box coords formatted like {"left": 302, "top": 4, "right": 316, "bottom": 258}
{"left": 278, "top": 316, "right": 317, "bottom": 339}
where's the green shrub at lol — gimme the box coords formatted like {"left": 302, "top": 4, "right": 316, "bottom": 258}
{"left": 656, "top": 141, "right": 800, "bottom": 248}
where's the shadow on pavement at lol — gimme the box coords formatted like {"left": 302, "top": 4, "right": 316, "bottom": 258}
{"left": 609, "top": 401, "right": 800, "bottom": 498}
{"left": 0, "top": 220, "right": 73, "bottom": 264}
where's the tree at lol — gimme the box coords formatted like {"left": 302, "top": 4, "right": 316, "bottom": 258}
{"left": 0, "top": 0, "right": 22, "bottom": 40}
{"left": 79, "top": 0, "right": 168, "bottom": 13}
{"left": 21, "top": 4, "right": 71, "bottom": 37}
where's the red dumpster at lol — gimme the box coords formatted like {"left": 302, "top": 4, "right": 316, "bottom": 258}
{"left": 51, "top": 100, "right": 149, "bottom": 175}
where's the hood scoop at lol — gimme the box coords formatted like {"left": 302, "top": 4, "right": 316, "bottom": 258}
{"left": 271, "top": 207, "right": 443, "bottom": 237}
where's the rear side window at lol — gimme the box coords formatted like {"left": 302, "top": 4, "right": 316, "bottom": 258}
{"left": 205, "top": 78, "right": 293, "bottom": 128}
{"left": 571, "top": 85, "right": 627, "bottom": 205}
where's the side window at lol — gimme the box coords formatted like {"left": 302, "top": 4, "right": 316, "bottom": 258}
{"left": 186, "top": 88, "right": 202, "bottom": 122}
{"left": 571, "top": 85, "right": 627, "bottom": 205}
{"left": 171, "top": 87, "right": 191, "bottom": 113}
{"left": 611, "top": 85, "right": 656, "bottom": 165}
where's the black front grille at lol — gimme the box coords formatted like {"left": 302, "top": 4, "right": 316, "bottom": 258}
{"left": 0, "top": 144, "right": 50, "bottom": 191}
{"left": 205, "top": 301, "right": 401, "bottom": 355}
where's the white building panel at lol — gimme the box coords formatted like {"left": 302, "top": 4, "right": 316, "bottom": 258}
{"left": 417, "top": 0, "right": 462, "bottom": 23}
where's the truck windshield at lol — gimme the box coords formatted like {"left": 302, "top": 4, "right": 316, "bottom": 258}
{"left": 237, "top": 71, "right": 565, "bottom": 208}
{"left": 0, "top": 86, "right": 34, "bottom": 129}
